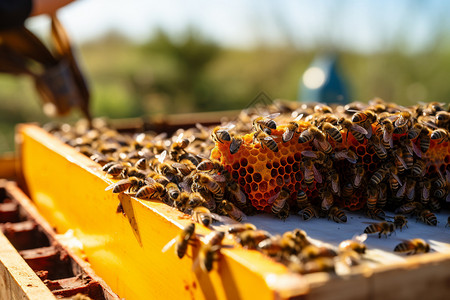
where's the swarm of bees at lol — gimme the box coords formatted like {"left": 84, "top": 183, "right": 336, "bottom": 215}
{"left": 211, "top": 98, "right": 450, "bottom": 224}
{"left": 43, "top": 98, "right": 448, "bottom": 276}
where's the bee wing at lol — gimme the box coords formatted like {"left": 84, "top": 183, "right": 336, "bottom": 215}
{"left": 410, "top": 141, "right": 422, "bottom": 158}
{"left": 268, "top": 191, "right": 281, "bottom": 204}
{"left": 394, "top": 152, "right": 408, "bottom": 170}
{"left": 179, "top": 181, "right": 192, "bottom": 193}
{"left": 212, "top": 174, "right": 226, "bottom": 182}
{"left": 175, "top": 132, "right": 184, "bottom": 143}
{"left": 154, "top": 132, "right": 168, "bottom": 141}
{"left": 293, "top": 113, "right": 304, "bottom": 121}
{"left": 210, "top": 213, "right": 239, "bottom": 224}
{"left": 301, "top": 150, "right": 317, "bottom": 158}
{"left": 104, "top": 182, "right": 117, "bottom": 191}
{"left": 353, "top": 233, "right": 368, "bottom": 243}
{"left": 161, "top": 237, "right": 177, "bottom": 253}
{"left": 312, "top": 165, "right": 323, "bottom": 183}
{"left": 145, "top": 177, "right": 156, "bottom": 184}
{"left": 157, "top": 150, "right": 167, "bottom": 164}
{"left": 396, "top": 182, "right": 407, "bottom": 197}
{"left": 351, "top": 124, "right": 368, "bottom": 135}
{"left": 266, "top": 112, "right": 281, "bottom": 119}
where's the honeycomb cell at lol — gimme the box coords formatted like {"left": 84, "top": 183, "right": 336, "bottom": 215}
{"left": 264, "top": 192, "right": 271, "bottom": 199}
{"left": 249, "top": 156, "right": 257, "bottom": 164}
{"left": 362, "top": 154, "right": 372, "bottom": 164}
{"left": 255, "top": 193, "right": 263, "bottom": 199}
{"left": 295, "top": 172, "right": 303, "bottom": 181}
{"left": 287, "top": 156, "right": 294, "bottom": 164}
{"left": 280, "top": 158, "right": 287, "bottom": 165}
{"left": 232, "top": 162, "right": 240, "bottom": 170}
{"left": 240, "top": 168, "right": 247, "bottom": 177}
{"left": 247, "top": 166, "right": 254, "bottom": 174}
{"left": 285, "top": 165, "right": 292, "bottom": 173}
{"left": 260, "top": 199, "right": 267, "bottom": 206}
{"left": 276, "top": 176, "right": 284, "bottom": 186}
{"left": 273, "top": 161, "right": 280, "bottom": 169}
{"left": 239, "top": 177, "right": 246, "bottom": 186}
{"left": 278, "top": 168, "right": 285, "bottom": 176}
{"left": 357, "top": 146, "right": 365, "bottom": 156}
{"left": 292, "top": 162, "right": 300, "bottom": 172}
{"left": 266, "top": 162, "right": 272, "bottom": 169}
{"left": 250, "top": 149, "right": 259, "bottom": 156}
{"left": 258, "top": 154, "right": 266, "bottom": 161}
{"left": 259, "top": 181, "right": 268, "bottom": 192}
{"left": 271, "top": 169, "right": 278, "bottom": 177}
{"left": 244, "top": 174, "right": 252, "bottom": 183}
{"left": 294, "top": 152, "right": 301, "bottom": 161}
{"left": 241, "top": 158, "right": 248, "bottom": 167}
{"left": 232, "top": 171, "right": 239, "bottom": 180}
{"left": 253, "top": 172, "right": 262, "bottom": 182}
{"left": 251, "top": 183, "right": 258, "bottom": 191}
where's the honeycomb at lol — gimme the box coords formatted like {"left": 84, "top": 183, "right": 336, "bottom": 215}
{"left": 211, "top": 103, "right": 450, "bottom": 214}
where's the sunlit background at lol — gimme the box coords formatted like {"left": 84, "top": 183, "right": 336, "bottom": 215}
{"left": 1, "top": 0, "right": 450, "bottom": 152}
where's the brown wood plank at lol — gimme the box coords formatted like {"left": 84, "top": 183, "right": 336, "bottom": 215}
{"left": 0, "top": 232, "right": 56, "bottom": 300}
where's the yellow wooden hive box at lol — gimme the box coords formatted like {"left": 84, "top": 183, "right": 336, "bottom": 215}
{"left": 16, "top": 123, "right": 450, "bottom": 300}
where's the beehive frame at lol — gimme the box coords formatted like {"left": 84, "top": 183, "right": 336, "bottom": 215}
{"left": 17, "top": 123, "right": 450, "bottom": 300}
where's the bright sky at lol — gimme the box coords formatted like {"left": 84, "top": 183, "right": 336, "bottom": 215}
{"left": 26, "top": 0, "right": 450, "bottom": 52}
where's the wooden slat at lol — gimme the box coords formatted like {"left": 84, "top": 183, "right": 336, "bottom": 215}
{"left": 0, "top": 232, "right": 56, "bottom": 300}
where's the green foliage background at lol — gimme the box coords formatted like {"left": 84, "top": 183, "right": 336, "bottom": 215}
{"left": 1, "top": 29, "right": 450, "bottom": 153}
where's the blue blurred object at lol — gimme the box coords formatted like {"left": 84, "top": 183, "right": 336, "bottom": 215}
{"left": 299, "top": 53, "right": 350, "bottom": 105}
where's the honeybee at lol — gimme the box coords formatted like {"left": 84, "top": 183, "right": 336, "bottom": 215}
{"left": 363, "top": 222, "right": 395, "bottom": 238}
{"left": 328, "top": 169, "right": 340, "bottom": 195}
{"left": 289, "top": 257, "right": 335, "bottom": 275}
{"left": 134, "top": 157, "right": 148, "bottom": 170}
{"left": 379, "top": 118, "right": 394, "bottom": 148}
{"left": 314, "top": 103, "right": 333, "bottom": 114}
{"left": 161, "top": 223, "right": 196, "bottom": 259}
{"left": 282, "top": 114, "right": 303, "bottom": 143}
{"left": 366, "top": 207, "right": 386, "bottom": 220}
{"left": 320, "top": 189, "right": 334, "bottom": 211}
{"left": 147, "top": 172, "right": 170, "bottom": 187}
{"left": 328, "top": 206, "right": 347, "bottom": 223}
{"left": 172, "top": 160, "right": 196, "bottom": 177}
{"left": 369, "top": 135, "right": 388, "bottom": 160}
{"left": 135, "top": 182, "right": 167, "bottom": 201}
{"left": 211, "top": 126, "right": 232, "bottom": 143}
{"left": 338, "top": 117, "right": 368, "bottom": 143}
{"left": 419, "top": 127, "right": 431, "bottom": 153}
{"left": 105, "top": 176, "right": 146, "bottom": 194}
{"left": 407, "top": 123, "right": 423, "bottom": 140}
{"left": 198, "top": 231, "right": 225, "bottom": 272}
{"left": 172, "top": 191, "right": 189, "bottom": 211}
{"left": 166, "top": 182, "right": 180, "bottom": 202}
{"left": 252, "top": 113, "right": 280, "bottom": 134}
{"left": 104, "top": 162, "right": 131, "bottom": 178}
{"left": 351, "top": 110, "right": 377, "bottom": 138}
{"left": 196, "top": 158, "right": 222, "bottom": 172}
{"left": 187, "top": 192, "right": 207, "bottom": 209}
{"left": 411, "top": 160, "right": 426, "bottom": 177}
{"left": 341, "top": 183, "right": 354, "bottom": 199}
{"left": 193, "top": 173, "right": 225, "bottom": 200}
{"left": 394, "top": 111, "right": 412, "bottom": 129}
{"left": 338, "top": 234, "right": 367, "bottom": 254}
{"left": 271, "top": 188, "right": 291, "bottom": 215}
{"left": 369, "top": 167, "right": 388, "bottom": 186}
{"left": 236, "top": 230, "right": 272, "bottom": 249}
{"left": 298, "top": 206, "right": 318, "bottom": 221}
{"left": 257, "top": 235, "right": 296, "bottom": 258}
{"left": 417, "top": 209, "right": 437, "bottom": 226}
{"left": 394, "top": 238, "right": 430, "bottom": 255}
{"left": 430, "top": 128, "right": 449, "bottom": 144}
{"left": 300, "top": 244, "right": 338, "bottom": 261}
{"left": 253, "top": 130, "right": 279, "bottom": 152}
{"left": 227, "top": 180, "right": 247, "bottom": 207}
{"left": 229, "top": 136, "right": 243, "bottom": 154}
{"left": 366, "top": 185, "right": 378, "bottom": 210}
{"left": 322, "top": 122, "right": 343, "bottom": 143}
{"left": 296, "top": 190, "right": 310, "bottom": 210}
{"left": 225, "top": 223, "right": 257, "bottom": 234}
{"left": 418, "top": 180, "right": 431, "bottom": 205}
{"left": 393, "top": 215, "right": 408, "bottom": 231}
{"left": 192, "top": 206, "right": 213, "bottom": 227}
{"left": 302, "top": 159, "right": 322, "bottom": 185}
{"left": 332, "top": 149, "right": 358, "bottom": 164}
{"left": 435, "top": 111, "right": 450, "bottom": 128}
{"left": 310, "top": 127, "right": 332, "bottom": 153}
{"left": 395, "top": 201, "right": 422, "bottom": 215}
{"left": 220, "top": 200, "right": 247, "bottom": 222}
{"left": 169, "top": 132, "right": 190, "bottom": 160}
{"left": 377, "top": 183, "right": 388, "bottom": 208}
